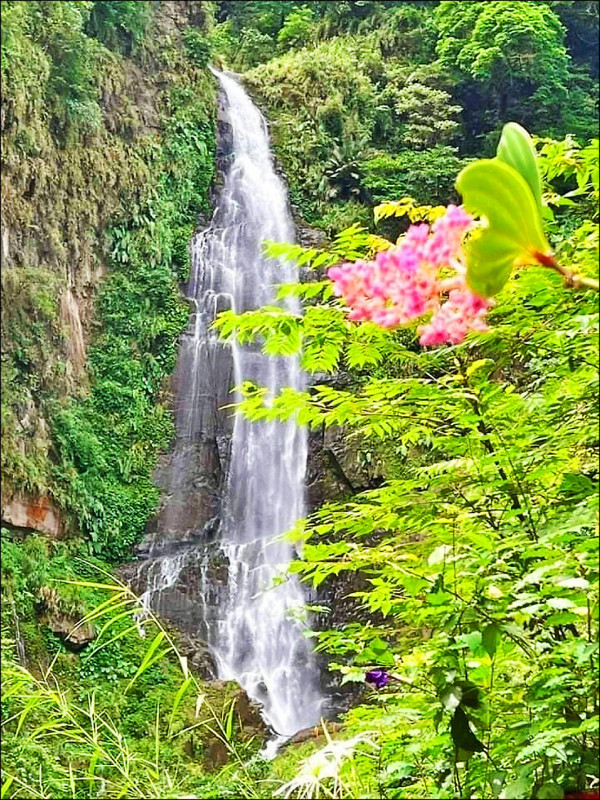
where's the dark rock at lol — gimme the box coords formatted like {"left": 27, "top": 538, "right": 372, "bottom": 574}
{"left": 294, "top": 217, "right": 328, "bottom": 250}
{"left": 199, "top": 682, "right": 269, "bottom": 770}
{"left": 204, "top": 737, "right": 229, "bottom": 769}
{"left": 289, "top": 721, "right": 343, "bottom": 746}
{"left": 306, "top": 419, "right": 386, "bottom": 512}
{"left": 175, "top": 632, "right": 218, "bottom": 679}
{"left": 201, "top": 516, "right": 220, "bottom": 542}
{"left": 119, "top": 542, "right": 231, "bottom": 641}
{"left": 231, "top": 686, "right": 266, "bottom": 731}
{"left": 46, "top": 613, "right": 95, "bottom": 653}
{"left": 321, "top": 667, "right": 368, "bottom": 718}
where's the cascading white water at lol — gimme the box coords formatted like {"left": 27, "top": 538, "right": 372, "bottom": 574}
{"left": 203, "top": 70, "right": 322, "bottom": 744}
{"left": 134, "top": 70, "right": 323, "bottom": 748}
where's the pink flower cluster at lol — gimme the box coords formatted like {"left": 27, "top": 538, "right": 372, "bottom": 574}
{"left": 327, "top": 205, "right": 491, "bottom": 346}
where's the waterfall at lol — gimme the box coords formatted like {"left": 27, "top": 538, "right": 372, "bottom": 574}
{"left": 132, "top": 70, "right": 323, "bottom": 748}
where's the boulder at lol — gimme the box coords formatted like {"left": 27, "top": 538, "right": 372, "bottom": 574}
{"left": 175, "top": 632, "right": 218, "bottom": 679}
{"left": 46, "top": 613, "right": 95, "bottom": 652}
{"left": 231, "top": 686, "right": 265, "bottom": 731}
{"left": 290, "top": 721, "right": 343, "bottom": 745}
{"left": 199, "top": 681, "right": 269, "bottom": 771}
{"left": 1, "top": 493, "right": 64, "bottom": 538}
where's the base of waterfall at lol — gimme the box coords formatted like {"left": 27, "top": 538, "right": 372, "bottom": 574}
{"left": 260, "top": 734, "right": 290, "bottom": 761}
{"left": 260, "top": 720, "right": 343, "bottom": 760}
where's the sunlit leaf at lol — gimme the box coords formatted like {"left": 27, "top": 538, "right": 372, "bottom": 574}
{"left": 496, "top": 122, "right": 543, "bottom": 215}
{"left": 456, "top": 159, "right": 551, "bottom": 296}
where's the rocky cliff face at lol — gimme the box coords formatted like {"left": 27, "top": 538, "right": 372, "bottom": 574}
{"left": 135, "top": 106, "right": 238, "bottom": 560}
{"left": 1, "top": 2, "right": 217, "bottom": 550}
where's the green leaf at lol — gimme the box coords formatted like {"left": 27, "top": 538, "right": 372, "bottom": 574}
{"left": 459, "top": 631, "right": 482, "bottom": 653}
{"left": 168, "top": 677, "right": 193, "bottom": 734}
{"left": 340, "top": 667, "right": 369, "bottom": 685}
{"left": 496, "top": 123, "right": 543, "bottom": 215}
{"left": 482, "top": 623, "right": 502, "bottom": 658}
{"left": 370, "top": 637, "right": 389, "bottom": 654}
{"left": 546, "top": 597, "right": 575, "bottom": 610}
{"left": 428, "top": 544, "right": 452, "bottom": 565}
{"left": 125, "top": 630, "right": 166, "bottom": 692}
{"left": 466, "top": 358, "right": 494, "bottom": 378}
{"left": 1, "top": 776, "right": 14, "bottom": 799}
{"left": 15, "top": 694, "right": 43, "bottom": 736}
{"left": 86, "top": 748, "right": 101, "bottom": 793}
{"left": 555, "top": 577, "right": 590, "bottom": 590}
{"left": 456, "top": 159, "right": 550, "bottom": 297}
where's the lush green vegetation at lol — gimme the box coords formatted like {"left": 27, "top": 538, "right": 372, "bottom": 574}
{"left": 1, "top": 0, "right": 216, "bottom": 559}
{"left": 214, "top": 125, "right": 599, "bottom": 799}
{"left": 1, "top": 2, "right": 598, "bottom": 799}
{"left": 51, "top": 86, "right": 215, "bottom": 560}
{"left": 1, "top": 528, "right": 268, "bottom": 799}
{"left": 4, "top": 119, "right": 597, "bottom": 800}
{"left": 214, "top": 0, "right": 599, "bottom": 231}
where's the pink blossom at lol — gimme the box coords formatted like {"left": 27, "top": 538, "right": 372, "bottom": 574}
{"left": 425, "top": 204, "right": 473, "bottom": 267}
{"left": 417, "top": 289, "right": 489, "bottom": 346}
{"left": 327, "top": 205, "right": 491, "bottom": 347}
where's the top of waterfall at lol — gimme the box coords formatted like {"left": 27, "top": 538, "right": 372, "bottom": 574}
{"left": 209, "top": 65, "right": 239, "bottom": 79}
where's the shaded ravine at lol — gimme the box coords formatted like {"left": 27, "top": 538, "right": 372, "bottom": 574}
{"left": 130, "top": 70, "right": 323, "bottom": 748}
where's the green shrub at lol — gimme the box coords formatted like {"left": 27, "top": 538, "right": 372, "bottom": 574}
{"left": 363, "top": 146, "right": 470, "bottom": 206}
{"left": 235, "top": 26, "right": 276, "bottom": 69}
{"left": 185, "top": 28, "right": 211, "bottom": 68}
{"left": 277, "top": 6, "right": 316, "bottom": 52}
{"left": 86, "top": 0, "right": 151, "bottom": 54}
{"left": 172, "top": 223, "right": 195, "bottom": 283}
{"left": 313, "top": 200, "right": 374, "bottom": 237}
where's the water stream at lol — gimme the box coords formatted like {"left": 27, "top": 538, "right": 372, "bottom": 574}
{"left": 133, "top": 70, "right": 322, "bottom": 749}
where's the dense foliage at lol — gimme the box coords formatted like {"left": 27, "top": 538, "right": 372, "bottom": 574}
{"left": 1, "top": 2, "right": 598, "bottom": 800}
{"left": 214, "top": 0, "right": 598, "bottom": 232}
{"left": 215, "top": 131, "right": 599, "bottom": 798}
{"left": 5, "top": 121, "right": 594, "bottom": 800}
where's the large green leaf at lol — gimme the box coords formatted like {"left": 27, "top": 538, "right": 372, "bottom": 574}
{"left": 496, "top": 122, "right": 543, "bottom": 216}
{"left": 456, "top": 159, "right": 551, "bottom": 296}
{"left": 482, "top": 622, "right": 502, "bottom": 658}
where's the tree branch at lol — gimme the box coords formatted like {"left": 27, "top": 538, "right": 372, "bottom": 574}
{"left": 535, "top": 252, "right": 599, "bottom": 290}
{"left": 324, "top": 448, "right": 358, "bottom": 494}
